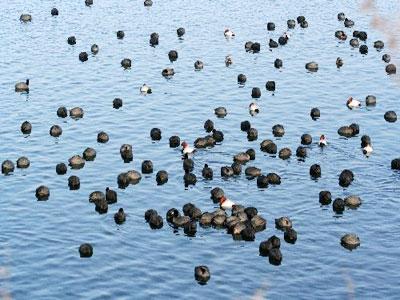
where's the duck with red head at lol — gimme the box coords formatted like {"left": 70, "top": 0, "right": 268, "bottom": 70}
{"left": 346, "top": 97, "right": 361, "bottom": 109}
{"left": 319, "top": 135, "right": 327, "bottom": 147}
{"left": 219, "top": 196, "right": 236, "bottom": 210}
{"left": 181, "top": 141, "right": 195, "bottom": 155}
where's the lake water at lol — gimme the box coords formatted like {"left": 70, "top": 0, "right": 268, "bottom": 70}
{"left": 1, "top": 0, "right": 400, "bottom": 299}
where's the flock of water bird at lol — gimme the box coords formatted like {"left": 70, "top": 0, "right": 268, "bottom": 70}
{"left": 3, "top": 0, "right": 400, "bottom": 285}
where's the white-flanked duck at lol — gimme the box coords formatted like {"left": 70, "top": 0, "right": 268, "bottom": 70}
{"left": 283, "top": 32, "right": 291, "bottom": 39}
{"left": 249, "top": 102, "right": 260, "bottom": 115}
{"left": 181, "top": 141, "right": 195, "bottom": 155}
{"left": 225, "top": 55, "right": 233, "bottom": 66}
{"left": 346, "top": 97, "right": 361, "bottom": 109}
{"left": 224, "top": 28, "right": 235, "bottom": 38}
{"left": 319, "top": 135, "right": 327, "bottom": 147}
{"left": 362, "top": 143, "right": 373, "bottom": 155}
{"left": 140, "top": 84, "right": 152, "bottom": 95}
{"left": 219, "top": 196, "right": 235, "bottom": 210}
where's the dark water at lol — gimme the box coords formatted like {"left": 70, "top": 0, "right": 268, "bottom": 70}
{"left": 1, "top": 0, "right": 400, "bottom": 299}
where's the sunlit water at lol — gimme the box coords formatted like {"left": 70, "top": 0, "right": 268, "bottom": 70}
{"left": 1, "top": 0, "right": 400, "bottom": 299}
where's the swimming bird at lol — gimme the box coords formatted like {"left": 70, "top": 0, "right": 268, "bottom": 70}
{"left": 249, "top": 102, "right": 260, "bottom": 115}
{"left": 362, "top": 143, "right": 373, "bottom": 155}
{"left": 224, "top": 28, "right": 235, "bottom": 38}
{"left": 114, "top": 208, "right": 126, "bottom": 225}
{"left": 346, "top": 97, "right": 361, "bottom": 109}
{"left": 140, "top": 84, "right": 152, "bottom": 94}
{"left": 15, "top": 79, "right": 29, "bottom": 92}
{"left": 283, "top": 32, "right": 291, "bottom": 39}
{"left": 319, "top": 135, "right": 327, "bottom": 147}
{"left": 181, "top": 141, "right": 195, "bottom": 155}
{"left": 336, "top": 57, "right": 343, "bottom": 68}
{"left": 194, "top": 60, "right": 204, "bottom": 70}
{"left": 225, "top": 55, "right": 233, "bottom": 66}
{"left": 219, "top": 196, "right": 235, "bottom": 210}
{"left": 338, "top": 32, "right": 347, "bottom": 40}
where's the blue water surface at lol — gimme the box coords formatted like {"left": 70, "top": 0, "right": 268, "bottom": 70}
{"left": 0, "top": 0, "right": 400, "bottom": 299}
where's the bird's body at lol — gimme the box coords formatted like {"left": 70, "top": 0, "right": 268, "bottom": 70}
{"left": 283, "top": 32, "right": 291, "bottom": 39}
{"left": 181, "top": 141, "right": 195, "bottom": 155}
{"left": 15, "top": 79, "right": 29, "bottom": 92}
{"left": 219, "top": 196, "right": 235, "bottom": 210}
{"left": 319, "top": 135, "right": 327, "bottom": 147}
{"left": 225, "top": 55, "right": 233, "bottom": 66}
{"left": 224, "top": 29, "right": 235, "bottom": 38}
{"left": 363, "top": 144, "right": 373, "bottom": 154}
{"left": 347, "top": 97, "right": 361, "bottom": 109}
{"left": 140, "top": 84, "right": 152, "bottom": 94}
{"left": 249, "top": 102, "right": 260, "bottom": 114}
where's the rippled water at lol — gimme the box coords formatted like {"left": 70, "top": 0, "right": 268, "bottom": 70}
{"left": 1, "top": 0, "right": 400, "bottom": 299}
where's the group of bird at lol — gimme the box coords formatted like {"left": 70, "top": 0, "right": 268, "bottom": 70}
{"left": 4, "top": 0, "right": 400, "bottom": 285}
